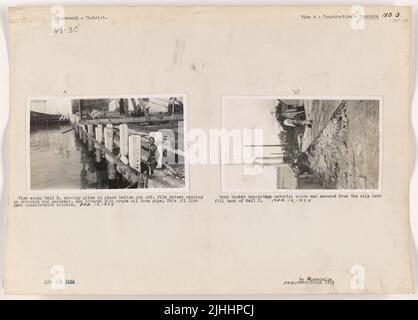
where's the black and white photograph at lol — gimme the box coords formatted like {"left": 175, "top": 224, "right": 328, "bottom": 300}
{"left": 28, "top": 96, "right": 187, "bottom": 191}
{"left": 221, "top": 97, "right": 381, "bottom": 191}
{"left": 2, "top": 2, "right": 416, "bottom": 300}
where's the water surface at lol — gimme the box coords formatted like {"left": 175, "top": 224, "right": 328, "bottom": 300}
{"left": 30, "top": 123, "right": 127, "bottom": 190}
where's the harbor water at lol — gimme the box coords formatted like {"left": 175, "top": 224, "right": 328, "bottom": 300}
{"left": 30, "top": 123, "right": 128, "bottom": 190}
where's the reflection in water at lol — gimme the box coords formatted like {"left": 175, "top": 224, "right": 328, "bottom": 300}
{"left": 30, "top": 123, "right": 128, "bottom": 190}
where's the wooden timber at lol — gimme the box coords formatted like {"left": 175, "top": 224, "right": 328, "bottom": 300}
{"left": 85, "top": 114, "right": 183, "bottom": 126}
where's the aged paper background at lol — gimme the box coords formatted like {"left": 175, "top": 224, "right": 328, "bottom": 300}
{"left": 4, "top": 6, "right": 414, "bottom": 294}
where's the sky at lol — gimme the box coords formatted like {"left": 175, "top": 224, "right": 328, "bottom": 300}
{"left": 222, "top": 97, "right": 283, "bottom": 145}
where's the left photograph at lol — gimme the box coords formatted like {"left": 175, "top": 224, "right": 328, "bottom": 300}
{"left": 28, "top": 96, "right": 187, "bottom": 191}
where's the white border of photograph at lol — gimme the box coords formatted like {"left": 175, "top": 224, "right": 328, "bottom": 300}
{"left": 220, "top": 95, "right": 383, "bottom": 194}
{"left": 25, "top": 94, "right": 190, "bottom": 194}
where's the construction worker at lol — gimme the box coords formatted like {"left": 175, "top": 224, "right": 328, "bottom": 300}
{"left": 141, "top": 136, "right": 160, "bottom": 176}
{"left": 147, "top": 136, "right": 159, "bottom": 175}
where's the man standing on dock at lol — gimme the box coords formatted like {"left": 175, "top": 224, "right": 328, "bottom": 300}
{"left": 141, "top": 136, "right": 160, "bottom": 176}
{"left": 147, "top": 136, "right": 159, "bottom": 175}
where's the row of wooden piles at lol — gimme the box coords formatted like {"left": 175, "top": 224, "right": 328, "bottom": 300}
{"left": 69, "top": 115, "right": 183, "bottom": 189}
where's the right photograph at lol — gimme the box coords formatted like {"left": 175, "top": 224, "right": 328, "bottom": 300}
{"left": 221, "top": 98, "right": 381, "bottom": 191}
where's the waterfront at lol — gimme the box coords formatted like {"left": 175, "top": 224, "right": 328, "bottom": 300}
{"left": 30, "top": 123, "right": 128, "bottom": 190}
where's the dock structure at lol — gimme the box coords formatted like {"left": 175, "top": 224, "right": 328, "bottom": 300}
{"left": 67, "top": 108, "right": 185, "bottom": 189}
